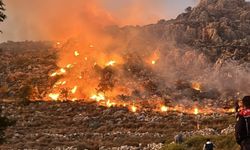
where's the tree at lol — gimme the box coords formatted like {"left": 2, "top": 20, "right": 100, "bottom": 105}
{"left": 0, "top": 0, "right": 6, "bottom": 21}
{"left": 185, "top": 6, "right": 192, "bottom": 13}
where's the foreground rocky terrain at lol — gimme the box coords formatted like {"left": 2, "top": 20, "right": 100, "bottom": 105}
{"left": 0, "top": 100, "right": 235, "bottom": 149}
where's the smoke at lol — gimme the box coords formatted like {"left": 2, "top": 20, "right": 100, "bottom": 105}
{"left": 1, "top": 0, "right": 117, "bottom": 41}
{"left": 0, "top": 0, "right": 199, "bottom": 41}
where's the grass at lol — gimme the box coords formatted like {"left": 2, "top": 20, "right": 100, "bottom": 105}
{"left": 162, "top": 134, "right": 240, "bottom": 150}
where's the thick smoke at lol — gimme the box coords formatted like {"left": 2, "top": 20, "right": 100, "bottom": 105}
{"left": 1, "top": 0, "right": 199, "bottom": 41}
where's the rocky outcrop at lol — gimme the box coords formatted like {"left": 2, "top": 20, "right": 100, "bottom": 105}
{"left": 118, "top": 0, "right": 250, "bottom": 62}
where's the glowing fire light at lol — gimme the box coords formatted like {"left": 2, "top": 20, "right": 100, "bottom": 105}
{"left": 49, "top": 93, "right": 60, "bottom": 101}
{"left": 194, "top": 108, "right": 199, "bottom": 115}
{"left": 84, "top": 57, "right": 88, "bottom": 61}
{"left": 66, "top": 64, "right": 73, "bottom": 68}
{"left": 71, "top": 86, "right": 78, "bottom": 94}
{"left": 74, "top": 51, "right": 80, "bottom": 57}
{"left": 106, "top": 60, "right": 116, "bottom": 66}
{"left": 90, "top": 93, "right": 105, "bottom": 102}
{"left": 161, "top": 105, "right": 168, "bottom": 112}
{"left": 151, "top": 60, "right": 156, "bottom": 65}
{"left": 89, "top": 45, "right": 94, "bottom": 48}
{"left": 106, "top": 100, "right": 116, "bottom": 108}
{"left": 56, "top": 42, "right": 61, "bottom": 45}
{"left": 60, "top": 68, "right": 66, "bottom": 73}
{"left": 50, "top": 72, "right": 57, "bottom": 77}
{"left": 131, "top": 105, "right": 137, "bottom": 112}
{"left": 192, "top": 82, "right": 201, "bottom": 91}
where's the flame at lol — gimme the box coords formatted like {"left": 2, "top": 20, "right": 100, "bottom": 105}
{"left": 106, "top": 60, "right": 116, "bottom": 66}
{"left": 66, "top": 64, "right": 73, "bottom": 68}
{"left": 160, "top": 105, "right": 168, "bottom": 112}
{"left": 50, "top": 72, "right": 57, "bottom": 77}
{"left": 60, "top": 68, "right": 66, "bottom": 73}
{"left": 90, "top": 93, "right": 105, "bottom": 102}
{"left": 148, "top": 50, "right": 160, "bottom": 65}
{"left": 49, "top": 93, "right": 60, "bottom": 101}
{"left": 131, "top": 105, "right": 137, "bottom": 112}
{"left": 50, "top": 68, "right": 66, "bottom": 77}
{"left": 194, "top": 108, "right": 199, "bottom": 115}
{"left": 192, "top": 82, "right": 201, "bottom": 91}
{"left": 71, "top": 86, "right": 78, "bottom": 94}
{"left": 106, "top": 100, "right": 116, "bottom": 108}
{"left": 74, "top": 51, "right": 80, "bottom": 56}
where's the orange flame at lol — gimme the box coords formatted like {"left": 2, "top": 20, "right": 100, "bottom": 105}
{"left": 90, "top": 93, "right": 105, "bottom": 102}
{"left": 71, "top": 86, "right": 78, "bottom": 94}
{"left": 131, "top": 105, "right": 137, "bottom": 112}
{"left": 106, "top": 60, "right": 116, "bottom": 66}
{"left": 74, "top": 51, "right": 80, "bottom": 57}
{"left": 48, "top": 93, "right": 60, "bottom": 101}
{"left": 194, "top": 108, "right": 199, "bottom": 115}
{"left": 160, "top": 105, "right": 168, "bottom": 112}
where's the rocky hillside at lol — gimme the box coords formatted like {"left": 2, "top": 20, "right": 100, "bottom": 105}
{"left": 114, "top": 0, "right": 250, "bottom": 62}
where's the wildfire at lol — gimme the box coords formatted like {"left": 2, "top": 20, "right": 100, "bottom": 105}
{"left": 45, "top": 40, "right": 236, "bottom": 117}
{"left": 131, "top": 105, "right": 137, "bottom": 112}
{"left": 151, "top": 60, "right": 156, "bottom": 65}
{"left": 71, "top": 86, "right": 78, "bottom": 94}
{"left": 50, "top": 72, "right": 57, "bottom": 77}
{"left": 160, "top": 105, "right": 168, "bottom": 112}
{"left": 66, "top": 64, "right": 73, "bottom": 68}
{"left": 106, "top": 100, "right": 116, "bottom": 108}
{"left": 90, "top": 93, "right": 105, "bottom": 102}
{"left": 106, "top": 60, "right": 116, "bottom": 66}
{"left": 60, "top": 68, "right": 66, "bottom": 73}
{"left": 194, "top": 108, "right": 199, "bottom": 115}
{"left": 74, "top": 51, "right": 80, "bottom": 56}
{"left": 48, "top": 93, "right": 60, "bottom": 101}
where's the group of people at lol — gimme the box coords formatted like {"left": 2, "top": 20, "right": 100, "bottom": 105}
{"left": 174, "top": 96, "right": 250, "bottom": 150}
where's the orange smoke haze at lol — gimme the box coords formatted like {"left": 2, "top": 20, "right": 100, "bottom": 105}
{"left": 3, "top": 0, "right": 117, "bottom": 41}
{"left": 1, "top": 0, "right": 199, "bottom": 41}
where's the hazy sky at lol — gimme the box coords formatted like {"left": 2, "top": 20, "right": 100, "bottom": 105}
{"left": 0, "top": 0, "right": 198, "bottom": 42}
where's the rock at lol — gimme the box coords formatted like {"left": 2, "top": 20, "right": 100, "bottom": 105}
{"left": 221, "top": 125, "right": 235, "bottom": 135}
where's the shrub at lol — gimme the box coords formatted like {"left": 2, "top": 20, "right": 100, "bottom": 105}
{"left": 162, "top": 143, "right": 186, "bottom": 150}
